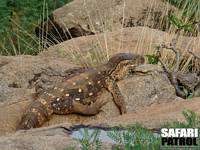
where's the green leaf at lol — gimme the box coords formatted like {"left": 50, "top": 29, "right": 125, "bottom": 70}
{"left": 146, "top": 54, "right": 159, "bottom": 64}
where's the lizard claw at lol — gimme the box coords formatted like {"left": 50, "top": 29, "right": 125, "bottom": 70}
{"left": 120, "top": 106, "right": 127, "bottom": 114}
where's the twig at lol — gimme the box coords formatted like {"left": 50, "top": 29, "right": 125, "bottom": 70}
{"left": 158, "top": 39, "right": 180, "bottom": 72}
{"left": 156, "top": 45, "right": 170, "bottom": 73}
{"left": 156, "top": 38, "right": 186, "bottom": 98}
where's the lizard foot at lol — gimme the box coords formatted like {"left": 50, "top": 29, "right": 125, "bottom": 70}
{"left": 120, "top": 105, "right": 127, "bottom": 114}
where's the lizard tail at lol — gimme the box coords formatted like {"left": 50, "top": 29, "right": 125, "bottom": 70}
{"left": 17, "top": 99, "right": 52, "bottom": 130}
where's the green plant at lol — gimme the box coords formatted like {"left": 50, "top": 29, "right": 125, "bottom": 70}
{"left": 166, "top": 0, "right": 200, "bottom": 20}
{"left": 168, "top": 13, "right": 195, "bottom": 34}
{"left": 166, "top": 0, "right": 199, "bottom": 36}
{"left": 146, "top": 54, "right": 159, "bottom": 64}
{"left": 107, "top": 123, "right": 160, "bottom": 150}
{"left": 181, "top": 86, "right": 195, "bottom": 99}
{"left": 78, "top": 128, "right": 102, "bottom": 150}
{"left": 0, "top": 0, "right": 72, "bottom": 55}
{"left": 63, "top": 147, "right": 75, "bottom": 150}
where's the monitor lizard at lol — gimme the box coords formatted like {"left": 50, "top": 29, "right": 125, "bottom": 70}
{"left": 17, "top": 53, "right": 145, "bottom": 130}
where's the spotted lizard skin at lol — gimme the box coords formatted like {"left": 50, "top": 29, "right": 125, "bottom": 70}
{"left": 17, "top": 53, "right": 145, "bottom": 130}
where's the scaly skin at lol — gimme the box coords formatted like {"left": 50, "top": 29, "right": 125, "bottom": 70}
{"left": 17, "top": 53, "right": 145, "bottom": 130}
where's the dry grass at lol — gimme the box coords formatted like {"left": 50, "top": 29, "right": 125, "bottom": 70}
{"left": 53, "top": 0, "right": 199, "bottom": 71}
{"left": 2, "top": 0, "right": 200, "bottom": 72}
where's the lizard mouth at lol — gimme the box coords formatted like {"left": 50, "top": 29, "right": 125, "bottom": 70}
{"left": 130, "top": 64, "right": 136, "bottom": 67}
{"left": 128, "top": 65, "right": 137, "bottom": 74}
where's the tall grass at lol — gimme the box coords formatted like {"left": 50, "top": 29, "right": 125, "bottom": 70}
{"left": 156, "top": 0, "right": 200, "bottom": 73}
{"left": 0, "top": 0, "right": 72, "bottom": 55}
{"left": 54, "top": 0, "right": 200, "bottom": 71}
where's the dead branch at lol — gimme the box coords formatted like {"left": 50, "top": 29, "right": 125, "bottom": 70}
{"left": 157, "top": 39, "right": 180, "bottom": 72}
{"left": 156, "top": 39, "right": 186, "bottom": 98}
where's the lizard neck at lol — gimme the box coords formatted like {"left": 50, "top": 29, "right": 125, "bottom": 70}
{"left": 106, "top": 60, "right": 130, "bottom": 81}
{"left": 96, "top": 64, "right": 114, "bottom": 76}
{"left": 95, "top": 62, "right": 120, "bottom": 81}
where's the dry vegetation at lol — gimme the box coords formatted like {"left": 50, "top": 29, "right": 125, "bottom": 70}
{"left": 42, "top": 0, "right": 200, "bottom": 72}
{"left": 1, "top": 0, "right": 200, "bottom": 72}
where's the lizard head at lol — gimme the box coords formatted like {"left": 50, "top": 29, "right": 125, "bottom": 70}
{"left": 107, "top": 53, "right": 145, "bottom": 80}
{"left": 107, "top": 53, "right": 145, "bottom": 68}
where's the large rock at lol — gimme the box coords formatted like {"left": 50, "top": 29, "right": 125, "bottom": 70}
{"left": 0, "top": 131, "right": 80, "bottom": 150}
{"left": 90, "top": 97, "right": 200, "bottom": 129}
{"left": 0, "top": 54, "right": 178, "bottom": 135}
{"left": 43, "top": 27, "right": 200, "bottom": 70}
{"left": 1, "top": 97, "right": 200, "bottom": 150}
{"left": 36, "top": 0, "right": 177, "bottom": 46}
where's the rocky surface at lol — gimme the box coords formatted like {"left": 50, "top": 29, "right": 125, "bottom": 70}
{"left": 90, "top": 97, "right": 200, "bottom": 129}
{"left": 1, "top": 97, "right": 200, "bottom": 150}
{"left": 0, "top": 126, "right": 113, "bottom": 150}
{"left": 1, "top": 0, "right": 200, "bottom": 149}
{"left": 36, "top": 0, "right": 177, "bottom": 46}
{"left": 0, "top": 131, "right": 80, "bottom": 150}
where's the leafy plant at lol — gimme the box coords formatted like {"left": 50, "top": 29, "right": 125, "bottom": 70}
{"left": 166, "top": 0, "right": 200, "bottom": 21}
{"left": 168, "top": 13, "right": 195, "bottom": 33}
{"left": 146, "top": 54, "right": 159, "bottom": 64}
{"left": 63, "top": 147, "right": 75, "bottom": 150}
{"left": 0, "top": 0, "right": 72, "bottom": 55}
{"left": 166, "top": 0, "right": 199, "bottom": 36}
{"left": 107, "top": 123, "right": 160, "bottom": 150}
{"left": 78, "top": 128, "right": 102, "bottom": 150}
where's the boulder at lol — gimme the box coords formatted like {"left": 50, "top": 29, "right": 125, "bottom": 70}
{"left": 36, "top": 0, "right": 177, "bottom": 46}
{"left": 42, "top": 27, "right": 200, "bottom": 71}
{"left": 90, "top": 97, "right": 200, "bottom": 129}
{"left": 1, "top": 97, "right": 200, "bottom": 150}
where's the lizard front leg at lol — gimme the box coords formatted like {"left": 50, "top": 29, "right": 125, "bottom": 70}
{"left": 105, "top": 78, "right": 127, "bottom": 114}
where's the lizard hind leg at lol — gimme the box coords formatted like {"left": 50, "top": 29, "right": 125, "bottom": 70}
{"left": 17, "top": 100, "right": 52, "bottom": 130}
{"left": 17, "top": 110, "right": 40, "bottom": 130}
